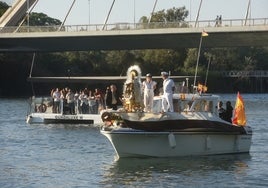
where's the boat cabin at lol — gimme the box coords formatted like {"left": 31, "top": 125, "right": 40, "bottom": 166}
{"left": 152, "top": 93, "right": 219, "bottom": 114}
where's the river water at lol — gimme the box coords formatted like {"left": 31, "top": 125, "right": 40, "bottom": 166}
{"left": 0, "top": 94, "right": 268, "bottom": 188}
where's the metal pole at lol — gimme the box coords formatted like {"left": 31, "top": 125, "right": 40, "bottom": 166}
{"left": 88, "top": 0, "right": 91, "bottom": 25}
{"left": 29, "top": 53, "right": 36, "bottom": 96}
{"left": 186, "top": 78, "right": 189, "bottom": 93}
{"left": 29, "top": 53, "right": 36, "bottom": 78}
{"left": 133, "top": 0, "right": 136, "bottom": 25}
{"left": 189, "top": 0, "right": 192, "bottom": 22}
{"left": 27, "top": 0, "right": 29, "bottom": 32}
{"left": 193, "top": 35, "right": 203, "bottom": 89}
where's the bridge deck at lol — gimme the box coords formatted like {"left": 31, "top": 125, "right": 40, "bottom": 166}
{"left": 0, "top": 18, "right": 268, "bottom": 52}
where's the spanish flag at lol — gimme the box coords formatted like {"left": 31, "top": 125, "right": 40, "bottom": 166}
{"left": 201, "top": 30, "right": 209, "bottom": 37}
{"left": 232, "top": 92, "right": 246, "bottom": 126}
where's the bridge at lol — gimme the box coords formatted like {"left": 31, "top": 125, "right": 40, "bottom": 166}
{"left": 0, "top": 0, "right": 268, "bottom": 52}
{"left": 1, "top": 18, "right": 268, "bottom": 52}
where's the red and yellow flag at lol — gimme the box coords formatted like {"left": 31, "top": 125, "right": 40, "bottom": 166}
{"left": 232, "top": 92, "right": 246, "bottom": 126}
{"left": 201, "top": 30, "right": 208, "bottom": 37}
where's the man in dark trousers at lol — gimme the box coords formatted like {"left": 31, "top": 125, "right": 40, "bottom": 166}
{"left": 105, "top": 84, "right": 121, "bottom": 110}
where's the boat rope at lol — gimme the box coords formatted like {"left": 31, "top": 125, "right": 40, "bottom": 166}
{"left": 204, "top": 55, "right": 212, "bottom": 86}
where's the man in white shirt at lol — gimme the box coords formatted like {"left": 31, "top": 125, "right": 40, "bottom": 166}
{"left": 53, "top": 88, "right": 61, "bottom": 113}
{"left": 161, "top": 71, "right": 175, "bottom": 112}
{"left": 142, "top": 73, "right": 157, "bottom": 112}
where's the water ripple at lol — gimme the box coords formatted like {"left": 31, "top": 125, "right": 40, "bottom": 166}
{"left": 1, "top": 95, "right": 268, "bottom": 187}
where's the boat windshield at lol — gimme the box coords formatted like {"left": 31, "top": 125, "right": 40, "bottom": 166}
{"left": 192, "top": 99, "right": 214, "bottom": 113}
{"left": 152, "top": 96, "right": 215, "bottom": 113}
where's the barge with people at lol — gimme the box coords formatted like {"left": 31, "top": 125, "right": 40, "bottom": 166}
{"left": 26, "top": 95, "right": 102, "bottom": 125}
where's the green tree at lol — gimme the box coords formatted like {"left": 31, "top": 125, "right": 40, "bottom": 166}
{"left": 165, "top": 6, "right": 188, "bottom": 23}
{"left": 105, "top": 50, "right": 137, "bottom": 75}
{"left": 29, "top": 12, "right": 61, "bottom": 26}
{"left": 140, "top": 6, "right": 189, "bottom": 28}
{"left": 0, "top": 1, "right": 9, "bottom": 16}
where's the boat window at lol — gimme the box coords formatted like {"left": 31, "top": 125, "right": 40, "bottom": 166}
{"left": 181, "top": 100, "right": 193, "bottom": 112}
{"left": 194, "top": 100, "right": 213, "bottom": 112}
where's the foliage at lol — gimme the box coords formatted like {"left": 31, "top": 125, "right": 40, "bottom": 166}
{"left": 149, "top": 6, "right": 188, "bottom": 23}
{"left": 29, "top": 12, "right": 61, "bottom": 26}
{"left": 0, "top": 1, "right": 9, "bottom": 16}
{"left": 138, "top": 6, "right": 189, "bottom": 28}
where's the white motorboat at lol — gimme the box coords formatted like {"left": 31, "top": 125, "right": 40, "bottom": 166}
{"left": 26, "top": 96, "right": 102, "bottom": 125}
{"left": 100, "top": 66, "right": 252, "bottom": 158}
{"left": 101, "top": 93, "right": 252, "bottom": 158}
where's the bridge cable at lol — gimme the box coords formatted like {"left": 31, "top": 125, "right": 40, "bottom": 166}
{"left": 194, "top": 0, "right": 203, "bottom": 27}
{"left": 244, "top": 0, "right": 251, "bottom": 26}
{"left": 102, "top": 0, "right": 116, "bottom": 30}
{"left": 14, "top": 0, "right": 39, "bottom": 33}
{"left": 58, "top": 0, "right": 76, "bottom": 31}
{"left": 148, "top": 0, "right": 158, "bottom": 24}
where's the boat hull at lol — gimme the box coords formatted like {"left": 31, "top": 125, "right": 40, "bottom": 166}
{"left": 26, "top": 113, "right": 102, "bottom": 125}
{"left": 101, "top": 128, "right": 252, "bottom": 158}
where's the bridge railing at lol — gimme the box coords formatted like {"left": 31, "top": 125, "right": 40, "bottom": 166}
{"left": 221, "top": 70, "right": 268, "bottom": 78}
{"left": 1, "top": 17, "right": 267, "bottom": 33}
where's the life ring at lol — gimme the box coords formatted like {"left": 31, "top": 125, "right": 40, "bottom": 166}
{"left": 102, "top": 111, "right": 115, "bottom": 126}
{"left": 38, "top": 104, "right": 47, "bottom": 113}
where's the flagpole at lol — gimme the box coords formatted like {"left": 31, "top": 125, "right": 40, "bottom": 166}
{"left": 193, "top": 34, "right": 203, "bottom": 90}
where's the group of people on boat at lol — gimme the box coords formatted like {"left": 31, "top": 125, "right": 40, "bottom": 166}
{"left": 124, "top": 70, "right": 235, "bottom": 125}
{"left": 217, "top": 100, "right": 233, "bottom": 123}
{"left": 46, "top": 70, "right": 233, "bottom": 125}
{"left": 122, "top": 70, "right": 176, "bottom": 113}
{"left": 140, "top": 71, "right": 176, "bottom": 113}
{"left": 43, "top": 70, "right": 187, "bottom": 115}
{"left": 49, "top": 85, "right": 121, "bottom": 115}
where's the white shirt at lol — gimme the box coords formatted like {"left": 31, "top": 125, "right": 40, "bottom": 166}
{"left": 53, "top": 91, "right": 61, "bottom": 102}
{"left": 163, "top": 78, "right": 175, "bottom": 94}
{"left": 143, "top": 80, "right": 156, "bottom": 91}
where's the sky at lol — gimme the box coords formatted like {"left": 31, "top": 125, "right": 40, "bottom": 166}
{"left": 3, "top": 0, "right": 268, "bottom": 26}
